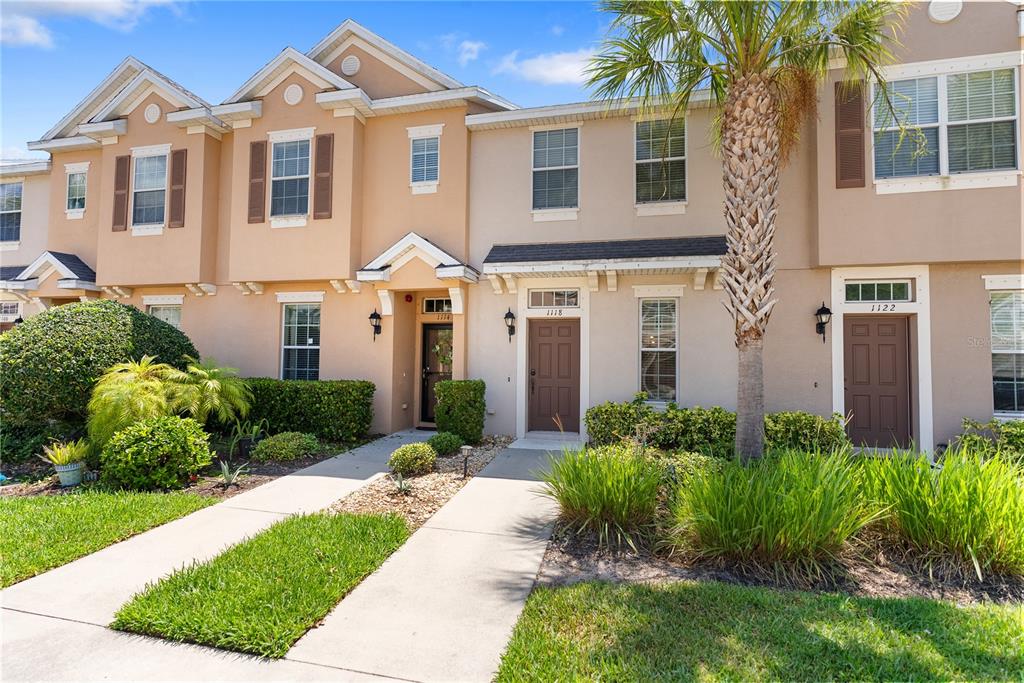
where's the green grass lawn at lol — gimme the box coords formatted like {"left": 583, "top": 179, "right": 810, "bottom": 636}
{"left": 0, "top": 490, "right": 214, "bottom": 588}
{"left": 497, "top": 581, "right": 1024, "bottom": 682}
{"left": 112, "top": 512, "right": 409, "bottom": 658}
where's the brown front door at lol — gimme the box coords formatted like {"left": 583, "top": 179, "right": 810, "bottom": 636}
{"left": 528, "top": 319, "right": 580, "bottom": 432}
{"left": 421, "top": 324, "right": 453, "bottom": 423}
{"left": 844, "top": 316, "right": 911, "bottom": 448}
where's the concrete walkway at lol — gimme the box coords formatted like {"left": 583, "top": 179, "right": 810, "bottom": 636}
{"left": 1, "top": 430, "right": 428, "bottom": 682}
{"left": 286, "top": 447, "right": 559, "bottom": 682}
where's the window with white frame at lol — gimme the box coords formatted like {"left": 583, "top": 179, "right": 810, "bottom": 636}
{"left": 528, "top": 289, "right": 579, "bottom": 308}
{"left": 991, "top": 290, "right": 1023, "bottom": 415}
{"left": 271, "top": 139, "right": 310, "bottom": 217}
{"left": 423, "top": 297, "right": 452, "bottom": 313}
{"left": 0, "top": 182, "right": 21, "bottom": 242}
{"left": 147, "top": 304, "right": 181, "bottom": 329}
{"left": 873, "top": 68, "right": 1018, "bottom": 179}
{"left": 411, "top": 137, "right": 439, "bottom": 184}
{"left": 132, "top": 154, "right": 167, "bottom": 225}
{"left": 532, "top": 128, "right": 578, "bottom": 210}
{"left": 845, "top": 280, "right": 912, "bottom": 302}
{"left": 66, "top": 172, "right": 87, "bottom": 211}
{"left": 282, "top": 303, "right": 320, "bottom": 380}
{"left": 640, "top": 298, "right": 677, "bottom": 402}
{"left": 0, "top": 302, "right": 19, "bottom": 316}
{"left": 635, "top": 118, "right": 686, "bottom": 203}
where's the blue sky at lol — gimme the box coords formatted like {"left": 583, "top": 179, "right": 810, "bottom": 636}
{"left": 1, "top": 1, "right": 609, "bottom": 160}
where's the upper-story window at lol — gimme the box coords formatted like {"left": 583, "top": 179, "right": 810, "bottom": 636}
{"left": 873, "top": 68, "right": 1018, "bottom": 179}
{"left": 0, "top": 182, "right": 22, "bottom": 243}
{"left": 635, "top": 118, "right": 686, "bottom": 203}
{"left": 411, "top": 137, "right": 439, "bottom": 184}
{"left": 271, "top": 139, "right": 310, "bottom": 217}
{"left": 132, "top": 154, "right": 167, "bottom": 226}
{"left": 66, "top": 171, "right": 87, "bottom": 213}
{"left": 532, "top": 128, "right": 578, "bottom": 210}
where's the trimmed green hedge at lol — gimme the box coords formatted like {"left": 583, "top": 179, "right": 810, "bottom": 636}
{"left": 435, "top": 379, "right": 486, "bottom": 444}
{"left": 245, "top": 379, "right": 374, "bottom": 443}
{"left": 251, "top": 432, "right": 320, "bottom": 462}
{"left": 0, "top": 300, "right": 197, "bottom": 428}
{"left": 427, "top": 431, "right": 464, "bottom": 456}
{"left": 101, "top": 416, "right": 211, "bottom": 491}
{"left": 585, "top": 394, "right": 850, "bottom": 455}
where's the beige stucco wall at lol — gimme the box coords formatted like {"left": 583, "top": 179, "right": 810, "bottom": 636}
{"left": 45, "top": 149, "right": 102, "bottom": 267}
{"left": 2, "top": 173, "right": 51, "bottom": 268}
{"left": 325, "top": 44, "right": 430, "bottom": 100}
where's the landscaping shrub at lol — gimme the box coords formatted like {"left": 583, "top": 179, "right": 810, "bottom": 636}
{"left": 246, "top": 379, "right": 374, "bottom": 443}
{"left": 0, "top": 421, "right": 80, "bottom": 464}
{"left": 387, "top": 443, "right": 436, "bottom": 476}
{"left": 87, "top": 356, "right": 181, "bottom": 454}
{"left": 952, "top": 418, "right": 1024, "bottom": 464}
{"left": 434, "top": 379, "right": 486, "bottom": 444}
{"left": 541, "top": 445, "right": 663, "bottom": 549}
{"left": 651, "top": 450, "right": 724, "bottom": 486}
{"left": 860, "top": 447, "right": 1024, "bottom": 578}
{"left": 427, "top": 431, "right": 464, "bottom": 456}
{"left": 584, "top": 395, "right": 850, "bottom": 454}
{"left": 671, "top": 450, "right": 872, "bottom": 578}
{"left": 172, "top": 358, "right": 253, "bottom": 428}
{"left": 0, "top": 300, "right": 196, "bottom": 428}
{"left": 251, "top": 432, "right": 320, "bottom": 462}
{"left": 100, "top": 416, "right": 211, "bottom": 490}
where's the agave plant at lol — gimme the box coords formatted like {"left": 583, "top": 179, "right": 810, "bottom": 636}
{"left": 217, "top": 458, "right": 249, "bottom": 489}
{"left": 87, "top": 355, "right": 183, "bottom": 450}
{"left": 170, "top": 357, "right": 253, "bottom": 427}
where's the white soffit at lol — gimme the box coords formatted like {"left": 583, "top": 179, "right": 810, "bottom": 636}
{"left": 466, "top": 92, "right": 710, "bottom": 130}
{"left": 223, "top": 47, "right": 355, "bottom": 104}
{"left": 0, "top": 161, "right": 51, "bottom": 178}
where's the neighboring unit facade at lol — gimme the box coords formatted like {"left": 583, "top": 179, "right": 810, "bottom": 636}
{"left": 2, "top": 3, "right": 1022, "bottom": 449}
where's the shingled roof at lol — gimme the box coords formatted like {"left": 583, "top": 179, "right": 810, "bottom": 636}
{"left": 483, "top": 236, "right": 726, "bottom": 264}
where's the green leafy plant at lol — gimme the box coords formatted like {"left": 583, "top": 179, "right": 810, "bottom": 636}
{"left": 434, "top": 379, "right": 486, "bottom": 444}
{"left": 228, "top": 418, "right": 269, "bottom": 460}
{"left": 250, "top": 432, "right": 320, "bottom": 462}
{"left": 671, "top": 449, "right": 873, "bottom": 581}
{"left": 245, "top": 378, "right": 374, "bottom": 443}
{"left": 0, "top": 300, "right": 196, "bottom": 428}
{"left": 427, "top": 431, "right": 464, "bottom": 456}
{"left": 86, "top": 356, "right": 181, "bottom": 453}
{"left": 217, "top": 459, "right": 249, "bottom": 489}
{"left": 1, "top": 421, "right": 80, "bottom": 464}
{"left": 860, "top": 447, "right": 1024, "bottom": 579}
{"left": 100, "top": 416, "right": 212, "bottom": 491}
{"left": 388, "top": 443, "right": 436, "bottom": 477}
{"left": 540, "top": 444, "right": 663, "bottom": 550}
{"left": 170, "top": 357, "right": 253, "bottom": 427}
{"left": 391, "top": 472, "right": 412, "bottom": 495}
{"left": 38, "top": 439, "right": 89, "bottom": 466}
{"left": 952, "top": 418, "right": 1024, "bottom": 464}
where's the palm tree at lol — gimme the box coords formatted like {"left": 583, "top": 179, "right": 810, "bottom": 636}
{"left": 589, "top": 1, "right": 907, "bottom": 460}
{"left": 87, "top": 355, "right": 181, "bottom": 449}
{"left": 170, "top": 357, "right": 253, "bottom": 426}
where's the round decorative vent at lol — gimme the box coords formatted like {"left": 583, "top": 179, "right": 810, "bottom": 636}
{"left": 341, "top": 54, "right": 361, "bottom": 76}
{"left": 284, "top": 83, "right": 304, "bottom": 106}
{"left": 928, "top": 0, "right": 962, "bottom": 23}
{"left": 144, "top": 103, "right": 161, "bottom": 124}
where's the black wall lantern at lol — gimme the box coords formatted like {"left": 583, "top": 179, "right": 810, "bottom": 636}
{"left": 369, "top": 309, "right": 382, "bottom": 341}
{"left": 504, "top": 308, "right": 516, "bottom": 342}
{"left": 815, "top": 302, "right": 832, "bottom": 343}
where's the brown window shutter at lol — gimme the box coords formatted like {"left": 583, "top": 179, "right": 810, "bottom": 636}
{"left": 112, "top": 155, "right": 131, "bottom": 231}
{"left": 248, "top": 140, "right": 267, "bottom": 223}
{"left": 835, "top": 80, "right": 865, "bottom": 188}
{"left": 168, "top": 148, "right": 187, "bottom": 228}
{"left": 313, "top": 133, "right": 334, "bottom": 220}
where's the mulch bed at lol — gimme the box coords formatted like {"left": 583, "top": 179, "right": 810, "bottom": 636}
{"left": 331, "top": 436, "right": 512, "bottom": 530}
{"left": 539, "top": 526, "right": 1024, "bottom": 606}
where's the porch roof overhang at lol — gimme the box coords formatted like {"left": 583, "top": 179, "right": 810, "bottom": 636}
{"left": 0, "top": 251, "right": 98, "bottom": 294}
{"left": 355, "top": 232, "right": 479, "bottom": 284}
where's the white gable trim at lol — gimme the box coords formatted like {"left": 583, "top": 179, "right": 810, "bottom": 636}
{"left": 224, "top": 47, "right": 354, "bottom": 104}
{"left": 40, "top": 57, "right": 145, "bottom": 141}
{"left": 362, "top": 232, "right": 460, "bottom": 271}
{"left": 321, "top": 35, "right": 444, "bottom": 93}
{"left": 18, "top": 252, "right": 79, "bottom": 281}
{"left": 90, "top": 70, "right": 206, "bottom": 123}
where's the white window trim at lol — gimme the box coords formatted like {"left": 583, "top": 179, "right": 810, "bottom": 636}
{"left": 638, "top": 297, "right": 680, "bottom": 405}
{"left": 870, "top": 64, "right": 1020, "bottom": 194}
{"left": 142, "top": 294, "right": 185, "bottom": 306}
{"left": 633, "top": 116, "right": 688, "bottom": 212}
{"left": 0, "top": 181, "right": 22, "bottom": 245}
{"left": 64, "top": 161, "right": 89, "bottom": 220}
{"left": 983, "top": 274, "right": 1024, "bottom": 291}
{"left": 0, "top": 301, "right": 21, "bottom": 322}
{"left": 633, "top": 284, "right": 686, "bottom": 298}
{"left": 527, "top": 288, "right": 581, "bottom": 309}
{"left": 268, "top": 129, "right": 313, "bottom": 223}
{"left": 280, "top": 302, "right": 322, "bottom": 381}
{"left": 987, "top": 284, "right": 1024, "bottom": 418}
{"left": 408, "top": 126, "right": 441, "bottom": 194}
{"left": 843, "top": 278, "right": 914, "bottom": 303}
{"left": 422, "top": 297, "right": 452, "bottom": 314}
{"left": 276, "top": 291, "right": 325, "bottom": 304}
{"left": 146, "top": 303, "right": 182, "bottom": 329}
{"left": 531, "top": 126, "right": 580, "bottom": 220}
{"left": 830, "top": 265, "right": 934, "bottom": 454}
{"left": 130, "top": 146, "right": 169, "bottom": 234}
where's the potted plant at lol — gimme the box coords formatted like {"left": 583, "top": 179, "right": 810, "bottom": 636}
{"left": 39, "top": 439, "right": 89, "bottom": 487}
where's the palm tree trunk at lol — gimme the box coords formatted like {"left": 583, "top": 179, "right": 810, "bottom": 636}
{"left": 719, "top": 74, "right": 781, "bottom": 462}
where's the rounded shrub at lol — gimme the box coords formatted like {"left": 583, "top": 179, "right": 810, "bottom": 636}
{"left": 100, "top": 416, "right": 211, "bottom": 490}
{"left": 388, "top": 443, "right": 436, "bottom": 476}
{"left": 434, "top": 379, "right": 486, "bottom": 444}
{"left": 0, "top": 300, "right": 197, "bottom": 428}
{"left": 251, "top": 432, "right": 320, "bottom": 462}
{"left": 427, "top": 431, "right": 464, "bottom": 456}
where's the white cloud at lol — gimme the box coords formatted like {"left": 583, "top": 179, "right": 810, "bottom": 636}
{"left": 438, "top": 32, "right": 458, "bottom": 50}
{"left": 1, "top": 1, "right": 178, "bottom": 48}
{"left": 550, "top": 24, "right": 565, "bottom": 37}
{"left": 457, "top": 39, "right": 485, "bottom": 67}
{"left": 1, "top": 14, "right": 53, "bottom": 48}
{"left": 493, "top": 48, "right": 594, "bottom": 86}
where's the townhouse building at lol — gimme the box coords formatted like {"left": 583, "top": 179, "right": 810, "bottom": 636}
{"left": 1, "top": 2, "right": 1022, "bottom": 450}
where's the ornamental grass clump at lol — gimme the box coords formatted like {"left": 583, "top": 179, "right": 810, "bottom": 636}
{"left": 540, "top": 445, "right": 662, "bottom": 550}
{"left": 860, "top": 447, "right": 1024, "bottom": 579}
{"left": 671, "top": 449, "right": 873, "bottom": 580}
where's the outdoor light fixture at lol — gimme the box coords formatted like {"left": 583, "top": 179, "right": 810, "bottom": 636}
{"left": 504, "top": 308, "right": 516, "bottom": 342}
{"left": 369, "top": 309, "right": 382, "bottom": 341}
{"left": 815, "top": 302, "right": 832, "bottom": 343}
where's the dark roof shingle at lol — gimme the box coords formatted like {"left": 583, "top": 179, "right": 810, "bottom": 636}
{"left": 49, "top": 252, "right": 96, "bottom": 282}
{"left": 483, "top": 235, "right": 726, "bottom": 264}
